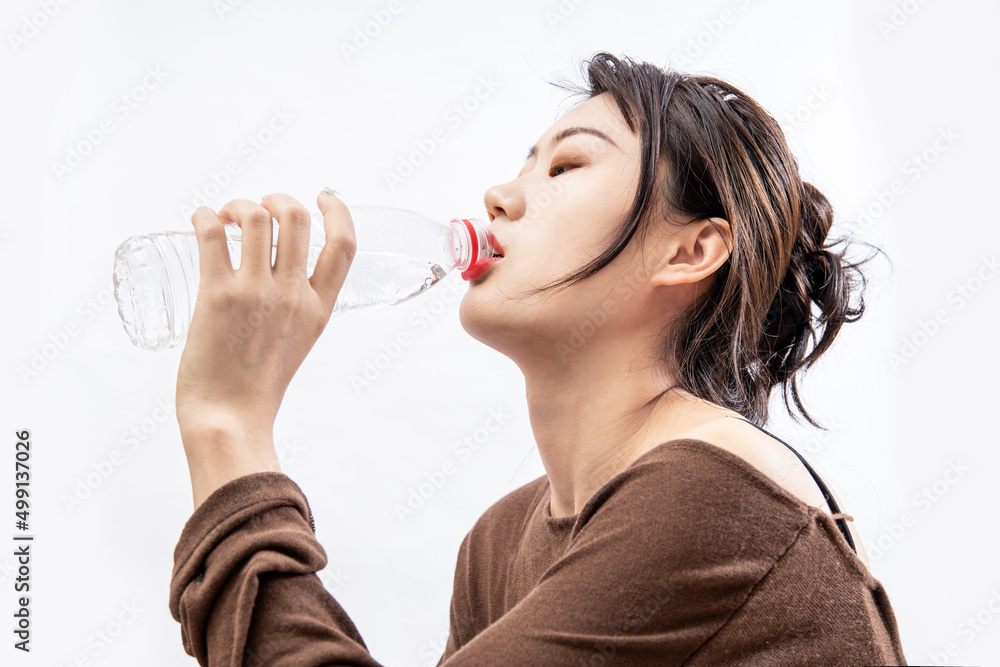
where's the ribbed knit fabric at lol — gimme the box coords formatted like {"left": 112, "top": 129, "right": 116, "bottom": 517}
{"left": 169, "top": 437, "right": 907, "bottom": 666}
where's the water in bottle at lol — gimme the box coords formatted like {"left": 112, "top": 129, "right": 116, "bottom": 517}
{"left": 112, "top": 204, "right": 503, "bottom": 351}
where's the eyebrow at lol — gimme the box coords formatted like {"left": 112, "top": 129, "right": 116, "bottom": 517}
{"left": 524, "top": 126, "right": 621, "bottom": 161}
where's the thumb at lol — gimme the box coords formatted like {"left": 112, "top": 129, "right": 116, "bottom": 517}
{"left": 311, "top": 188, "right": 357, "bottom": 313}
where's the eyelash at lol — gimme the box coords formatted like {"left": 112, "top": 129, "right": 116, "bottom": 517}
{"left": 549, "top": 162, "right": 577, "bottom": 177}
{"left": 518, "top": 153, "right": 582, "bottom": 179}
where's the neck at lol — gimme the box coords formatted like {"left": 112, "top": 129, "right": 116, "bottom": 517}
{"left": 517, "top": 333, "right": 716, "bottom": 519}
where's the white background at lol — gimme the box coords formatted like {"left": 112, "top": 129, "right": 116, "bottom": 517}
{"left": 2, "top": 0, "right": 997, "bottom": 665}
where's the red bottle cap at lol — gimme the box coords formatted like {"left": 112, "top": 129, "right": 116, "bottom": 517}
{"left": 457, "top": 218, "right": 501, "bottom": 281}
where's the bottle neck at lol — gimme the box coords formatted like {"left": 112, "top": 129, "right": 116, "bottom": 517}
{"left": 449, "top": 218, "right": 498, "bottom": 274}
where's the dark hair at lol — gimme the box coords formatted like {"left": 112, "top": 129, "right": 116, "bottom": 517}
{"left": 531, "top": 52, "right": 888, "bottom": 430}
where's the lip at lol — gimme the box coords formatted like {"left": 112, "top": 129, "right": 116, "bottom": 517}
{"left": 491, "top": 234, "right": 506, "bottom": 258}
{"left": 461, "top": 255, "right": 503, "bottom": 281}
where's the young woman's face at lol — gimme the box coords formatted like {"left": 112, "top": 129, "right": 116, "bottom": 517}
{"left": 460, "top": 92, "right": 671, "bottom": 363}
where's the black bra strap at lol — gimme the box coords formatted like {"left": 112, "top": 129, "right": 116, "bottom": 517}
{"left": 736, "top": 418, "right": 857, "bottom": 554}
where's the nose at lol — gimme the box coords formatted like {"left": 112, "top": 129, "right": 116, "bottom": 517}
{"left": 483, "top": 178, "right": 525, "bottom": 224}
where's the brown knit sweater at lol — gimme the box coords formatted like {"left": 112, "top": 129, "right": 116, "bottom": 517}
{"left": 169, "top": 438, "right": 907, "bottom": 666}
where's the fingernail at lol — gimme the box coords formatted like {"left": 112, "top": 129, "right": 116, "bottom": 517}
{"left": 320, "top": 187, "right": 339, "bottom": 197}
{"left": 261, "top": 194, "right": 272, "bottom": 203}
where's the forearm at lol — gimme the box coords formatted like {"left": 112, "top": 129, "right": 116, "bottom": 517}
{"left": 169, "top": 471, "right": 383, "bottom": 666}
{"left": 180, "top": 411, "right": 282, "bottom": 511}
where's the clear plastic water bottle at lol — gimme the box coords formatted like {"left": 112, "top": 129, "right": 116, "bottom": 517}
{"left": 112, "top": 204, "right": 504, "bottom": 351}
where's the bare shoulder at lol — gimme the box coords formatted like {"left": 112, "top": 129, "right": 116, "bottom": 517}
{"left": 681, "top": 414, "right": 871, "bottom": 569}
{"left": 685, "top": 416, "right": 829, "bottom": 507}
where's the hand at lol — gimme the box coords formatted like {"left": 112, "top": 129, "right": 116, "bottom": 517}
{"left": 175, "top": 190, "right": 356, "bottom": 508}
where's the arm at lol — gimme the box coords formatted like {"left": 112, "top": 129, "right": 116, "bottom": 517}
{"left": 169, "top": 470, "right": 384, "bottom": 666}
{"left": 170, "top": 189, "right": 372, "bottom": 664}
{"left": 180, "top": 413, "right": 282, "bottom": 511}
{"left": 175, "top": 189, "right": 356, "bottom": 511}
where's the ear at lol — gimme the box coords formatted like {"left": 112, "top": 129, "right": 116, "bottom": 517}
{"left": 650, "top": 217, "right": 732, "bottom": 287}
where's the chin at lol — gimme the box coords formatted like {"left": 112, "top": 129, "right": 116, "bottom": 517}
{"left": 459, "top": 287, "right": 574, "bottom": 368}
{"left": 458, "top": 285, "right": 504, "bottom": 347}
{"left": 458, "top": 285, "right": 537, "bottom": 358}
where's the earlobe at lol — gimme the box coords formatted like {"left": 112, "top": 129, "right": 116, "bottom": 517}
{"left": 649, "top": 217, "right": 732, "bottom": 288}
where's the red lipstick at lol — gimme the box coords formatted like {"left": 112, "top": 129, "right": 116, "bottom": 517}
{"left": 461, "top": 255, "right": 503, "bottom": 281}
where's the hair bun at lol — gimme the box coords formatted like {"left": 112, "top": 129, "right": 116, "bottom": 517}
{"left": 759, "top": 182, "right": 878, "bottom": 401}
{"left": 762, "top": 183, "right": 836, "bottom": 334}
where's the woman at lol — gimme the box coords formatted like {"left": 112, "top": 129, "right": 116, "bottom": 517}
{"left": 169, "top": 52, "right": 907, "bottom": 665}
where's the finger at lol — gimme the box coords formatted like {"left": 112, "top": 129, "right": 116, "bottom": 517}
{"left": 217, "top": 198, "right": 274, "bottom": 278}
{"left": 191, "top": 206, "right": 235, "bottom": 285}
{"left": 261, "top": 193, "right": 311, "bottom": 281}
{"left": 310, "top": 190, "right": 357, "bottom": 313}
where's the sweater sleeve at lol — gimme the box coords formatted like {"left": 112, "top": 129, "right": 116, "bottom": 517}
{"left": 169, "top": 471, "right": 385, "bottom": 667}
{"left": 169, "top": 444, "right": 810, "bottom": 666}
